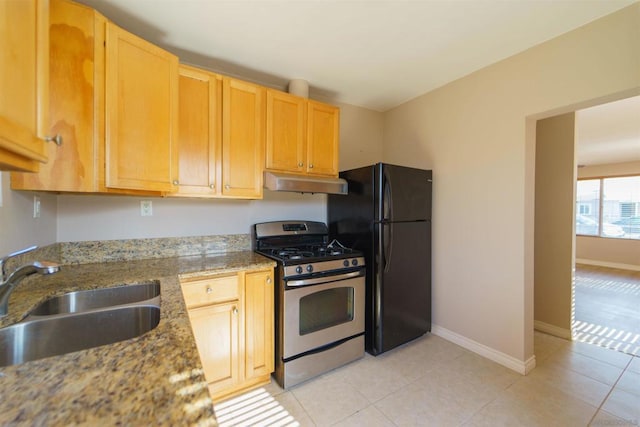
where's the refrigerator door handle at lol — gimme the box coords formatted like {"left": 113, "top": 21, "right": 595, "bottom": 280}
{"left": 383, "top": 222, "right": 393, "bottom": 273}
{"left": 383, "top": 171, "right": 392, "bottom": 221}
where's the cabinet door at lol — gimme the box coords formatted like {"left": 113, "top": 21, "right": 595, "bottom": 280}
{"left": 244, "top": 269, "right": 274, "bottom": 379}
{"left": 12, "top": 0, "right": 101, "bottom": 191}
{"left": 265, "top": 90, "right": 305, "bottom": 173}
{"left": 105, "top": 22, "right": 178, "bottom": 192}
{"left": 175, "top": 65, "right": 221, "bottom": 197}
{"left": 188, "top": 301, "right": 240, "bottom": 396}
{"left": 0, "top": 0, "right": 49, "bottom": 171}
{"left": 221, "top": 77, "right": 264, "bottom": 198}
{"left": 307, "top": 100, "right": 339, "bottom": 177}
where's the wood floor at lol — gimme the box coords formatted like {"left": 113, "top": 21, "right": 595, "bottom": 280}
{"left": 574, "top": 264, "right": 640, "bottom": 356}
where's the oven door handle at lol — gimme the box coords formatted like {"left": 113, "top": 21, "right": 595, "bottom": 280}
{"left": 286, "top": 270, "right": 363, "bottom": 287}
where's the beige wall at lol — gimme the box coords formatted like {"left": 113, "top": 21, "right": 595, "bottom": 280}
{"left": 576, "top": 160, "right": 640, "bottom": 269}
{"left": 0, "top": 172, "right": 57, "bottom": 255}
{"left": 382, "top": 3, "right": 640, "bottom": 364}
{"left": 534, "top": 113, "right": 576, "bottom": 336}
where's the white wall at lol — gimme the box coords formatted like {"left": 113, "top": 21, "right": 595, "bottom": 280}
{"left": 0, "top": 172, "right": 57, "bottom": 255}
{"left": 382, "top": 3, "right": 640, "bottom": 366}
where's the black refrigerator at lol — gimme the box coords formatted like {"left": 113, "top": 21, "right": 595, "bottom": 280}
{"left": 327, "top": 163, "right": 432, "bottom": 355}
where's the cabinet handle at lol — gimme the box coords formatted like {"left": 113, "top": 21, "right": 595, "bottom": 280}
{"left": 309, "top": 164, "right": 314, "bottom": 169}
{"left": 225, "top": 184, "right": 230, "bottom": 190}
{"left": 298, "top": 162, "right": 304, "bottom": 167}
{"left": 266, "top": 277, "right": 272, "bottom": 284}
{"left": 209, "top": 184, "right": 215, "bottom": 189}
{"left": 44, "top": 135, "right": 63, "bottom": 146}
{"left": 232, "top": 306, "right": 238, "bottom": 314}
{"left": 206, "top": 287, "right": 212, "bottom": 294}
{"left": 172, "top": 180, "right": 179, "bottom": 185}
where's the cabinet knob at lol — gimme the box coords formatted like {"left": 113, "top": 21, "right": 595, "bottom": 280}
{"left": 298, "top": 162, "right": 304, "bottom": 167}
{"left": 209, "top": 184, "right": 215, "bottom": 189}
{"left": 172, "top": 180, "right": 179, "bottom": 185}
{"left": 206, "top": 287, "right": 212, "bottom": 294}
{"left": 44, "top": 134, "right": 63, "bottom": 146}
{"left": 232, "top": 306, "right": 238, "bottom": 314}
{"left": 309, "top": 164, "right": 314, "bottom": 169}
{"left": 266, "top": 277, "right": 272, "bottom": 284}
{"left": 225, "top": 184, "right": 230, "bottom": 190}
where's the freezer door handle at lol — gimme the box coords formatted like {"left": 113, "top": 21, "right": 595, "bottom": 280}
{"left": 382, "top": 223, "right": 393, "bottom": 273}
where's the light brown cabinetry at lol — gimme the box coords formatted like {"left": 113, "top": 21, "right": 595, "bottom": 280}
{"left": 12, "top": 0, "right": 103, "bottom": 191}
{"left": 105, "top": 22, "right": 178, "bottom": 192}
{"left": 174, "top": 69, "right": 264, "bottom": 199}
{"left": 0, "top": 0, "right": 49, "bottom": 172}
{"left": 265, "top": 91, "right": 339, "bottom": 177}
{"left": 180, "top": 268, "right": 274, "bottom": 402}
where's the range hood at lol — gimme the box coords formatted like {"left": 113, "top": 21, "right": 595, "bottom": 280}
{"left": 264, "top": 171, "right": 348, "bottom": 195}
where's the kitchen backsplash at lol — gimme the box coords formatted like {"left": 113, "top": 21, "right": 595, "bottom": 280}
{"left": 5, "top": 234, "right": 251, "bottom": 269}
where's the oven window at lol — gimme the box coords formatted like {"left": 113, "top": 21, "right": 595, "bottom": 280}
{"left": 299, "top": 287, "right": 354, "bottom": 335}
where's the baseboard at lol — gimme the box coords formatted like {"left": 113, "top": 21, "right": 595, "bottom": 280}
{"left": 431, "top": 324, "right": 536, "bottom": 375}
{"left": 576, "top": 258, "right": 640, "bottom": 272}
{"left": 533, "top": 320, "right": 572, "bottom": 339}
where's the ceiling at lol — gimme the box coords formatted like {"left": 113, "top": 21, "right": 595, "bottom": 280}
{"left": 76, "top": 0, "right": 638, "bottom": 166}
{"left": 77, "top": 0, "right": 635, "bottom": 112}
{"left": 576, "top": 96, "right": 640, "bottom": 166}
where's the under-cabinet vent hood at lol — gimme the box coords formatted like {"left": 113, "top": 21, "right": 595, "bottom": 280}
{"left": 264, "top": 171, "right": 348, "bottom": 195}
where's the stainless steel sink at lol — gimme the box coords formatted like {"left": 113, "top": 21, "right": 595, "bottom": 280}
{"left": 0, "top": 305, "right": 160, "bottom": 367}
{"left": 28, "top": 283, "right": 160, "bottom": 316}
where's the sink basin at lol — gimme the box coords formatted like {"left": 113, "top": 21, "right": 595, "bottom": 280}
{"left": 28, "top": 283, "right": 160, "bottom": 316}
{"left": 0, "top": 305, "right": 160, "bottom": 367}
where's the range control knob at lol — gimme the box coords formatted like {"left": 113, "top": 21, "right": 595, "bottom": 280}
{"left": 296, "top": 266, "right": 303, "bottom": 274}
{"left": 351, "top": 259, "right": 359, "bottom": 266}
{"left": 343, "top": 260, "right": 350, "bottom": 267}
{"left": 306, "top": 265, "right": 313, "bottom": 273}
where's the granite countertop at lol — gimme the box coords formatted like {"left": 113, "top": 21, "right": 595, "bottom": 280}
{"left": 0, "top": 251, "right": 275, "bottom": 426}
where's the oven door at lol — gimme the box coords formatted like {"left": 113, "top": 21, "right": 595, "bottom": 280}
{"left": 283, "top": 272, "right": 365, "bottom": 359}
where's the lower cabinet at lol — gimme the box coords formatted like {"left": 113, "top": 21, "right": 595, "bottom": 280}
{"left": 180, "top": 268, "right": 274, "bottom": 402}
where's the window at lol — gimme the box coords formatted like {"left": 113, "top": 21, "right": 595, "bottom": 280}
{"left": 576, "top": 175, "right": 640, "bottom": 239}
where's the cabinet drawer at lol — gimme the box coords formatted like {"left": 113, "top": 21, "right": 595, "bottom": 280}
{"left": 181, "top": 275, "right": 239, "bottom": 308}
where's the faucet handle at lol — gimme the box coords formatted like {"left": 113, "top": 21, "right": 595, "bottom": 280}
{"left": 0, "top": 245, "right": 38, "bottom": 281}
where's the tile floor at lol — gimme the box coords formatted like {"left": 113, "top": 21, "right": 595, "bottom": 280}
{"left": 215, "top": 332, "right": 640, "bottom": 426}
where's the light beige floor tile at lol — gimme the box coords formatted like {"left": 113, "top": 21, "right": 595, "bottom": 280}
{"left": 534, "top": 331, "right": 570, "bottom": 363}
{"left": 374, "top": 382, "right": 480, "bottom": 426}
{"left": 526, "top": 363, "right": 612, "bottom": 407}
{"left": 216, "top": 387, "right": 309, "bottom": 427}
{"left": 601, "top": 388, "right": 640, "bottom": 422}
{"left": 290, "top": 373, "right": 369, "bottom": 426}
{"left": 438, "top": 351, "right": 521, "bottom": 390}
{"left": 273, "top": 391, "right": 315, "bottom": 427}
{"left": 493, "top": 376, "right": 598, "bottom": 426}
{"left": 615, "top": 369, "right": 640, "bottom": 397}
{"left": 570, "top": 340, "right": 634, "bottom": 368}
{"left": 332, "top": 405, "right": 395, "bottom": 427}
{"left": 540, "top": 346, "right": 625, "bottom": 385}
{"left": 261, "top": 379, "right": 287, "bottom": 397}
{"left": 627, "top": 356, "right": 640, "bottom": 374}
{"left": 324, "top": 353, "right": 411, "bottom": 403}
{"left": 589, "top": 409, "right": 636, "bottom": 427}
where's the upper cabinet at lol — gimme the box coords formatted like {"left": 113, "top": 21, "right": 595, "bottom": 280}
{"left": 175, "top": 65, "right": 221, "bottom": 197}
{"left": 265, "top": 91, "right": 339, "bottom": 177}
{"left": 221, "top": 77, "right": 265, "bottom": 198}
{"left": 174, "top": 69, "right": 264, "bottom": 199}
{"left": 0, "top": 0, "right": 50, "bottom": 172}
{"left": 306, "top": 100, "right": 339, "bottom": 177}
{"left": 105, "top": 22, "right": 179, "bottom": 192}
{"left": 12, "top": 0, "right": 103, "bottom": 191}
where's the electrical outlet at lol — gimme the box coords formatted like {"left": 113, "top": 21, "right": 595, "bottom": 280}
{"left": 33, "top": 195, "right": 41, "bottom": 218}
{"left": 140, "top": 200, "right": 153, "bottom": 216}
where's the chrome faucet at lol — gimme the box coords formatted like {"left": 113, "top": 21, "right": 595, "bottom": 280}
{"left": 0, "top": 246, "right": 60, "bottom": 317}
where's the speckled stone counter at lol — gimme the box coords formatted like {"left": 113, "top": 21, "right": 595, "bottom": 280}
{"left": 0, "top": 251, "right": 275, "bottom": 426}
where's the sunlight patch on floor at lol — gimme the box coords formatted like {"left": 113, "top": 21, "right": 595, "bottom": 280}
{"left": 215, "top": 388, "right": 301, "bottom": 427}
{"left": 573, "top": 320, "right": 640, "bottom": 356}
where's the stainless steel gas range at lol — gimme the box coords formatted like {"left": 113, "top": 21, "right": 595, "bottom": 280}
{"left": 253, "top": 220, "right": 365, "bottom": 389}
